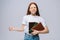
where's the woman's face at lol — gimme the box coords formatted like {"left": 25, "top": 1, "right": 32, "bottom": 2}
{"left": 29, "top": 4, "right": 37, "bottom": 15}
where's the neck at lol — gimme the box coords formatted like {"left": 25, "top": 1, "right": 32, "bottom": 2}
{"left": 31, "top": 14, "right": 36, "bottom": 16}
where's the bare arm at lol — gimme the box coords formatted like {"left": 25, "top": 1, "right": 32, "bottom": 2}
{"left": 9, "top": 24, "right": 25, "bottom": 32}
{"left": 31, "top": 26, "right": 49, "bottom": 35}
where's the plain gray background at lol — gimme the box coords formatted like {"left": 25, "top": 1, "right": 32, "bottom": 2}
{"left": 0, "top": 0, "right": 60, "bottom": 40}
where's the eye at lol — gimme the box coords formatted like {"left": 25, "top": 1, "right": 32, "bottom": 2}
{"left": 34, "top": 6, "right": 36, "bottom": 8}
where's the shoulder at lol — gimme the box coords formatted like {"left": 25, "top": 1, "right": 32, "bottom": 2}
{"left": 38, "top": 16, "right": 44, "bottom": 19}
{"left": 22, "top": 15, "right": 30, "bottom": 19}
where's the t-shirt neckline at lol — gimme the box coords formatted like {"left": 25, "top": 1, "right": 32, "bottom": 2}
{"left": 30, "top": 14, "right": 37, "bottom": 17}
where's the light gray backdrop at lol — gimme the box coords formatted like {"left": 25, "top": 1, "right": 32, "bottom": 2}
{"left": 0, "top": 0, "right": 60, "bottom": 40}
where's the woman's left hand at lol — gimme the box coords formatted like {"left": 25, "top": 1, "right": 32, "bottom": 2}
{"left": 31, "top": 30, "right": 39, "bottom": 35}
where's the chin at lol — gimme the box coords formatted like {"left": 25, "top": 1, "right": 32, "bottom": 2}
{"left": 32, "top": 12, "right": 36, "bottom": 14}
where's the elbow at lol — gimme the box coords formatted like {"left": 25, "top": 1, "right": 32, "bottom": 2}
{"left": 45, "top": 29, "right": 49, "bottom": 34}
{"left": 45, "top": 26, "right": 49, "bottom": 33}
{"left": 46, "top": 30, "right": 49, "bottom": 33}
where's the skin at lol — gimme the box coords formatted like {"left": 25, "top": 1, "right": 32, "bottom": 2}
{"left": 9, "top": 4, "right": 49, "bottom": 35}
{"left": 29, "top": 4, "right": 37, "bottom": 16}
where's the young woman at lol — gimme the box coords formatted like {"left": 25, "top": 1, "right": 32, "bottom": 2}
{"left": 9, "top": 2, "right": 49, "bottom": 40}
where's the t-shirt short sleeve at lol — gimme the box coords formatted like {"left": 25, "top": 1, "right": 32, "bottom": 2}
{"left": 40, "top": 17, "right": 47, "bottom": 27}
{"left": 22, "top": 16, "right": 27, "bottom": 25}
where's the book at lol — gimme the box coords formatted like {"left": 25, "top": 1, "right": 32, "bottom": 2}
{"left": 29, "top": 22, "right": 45, "bottom": 33}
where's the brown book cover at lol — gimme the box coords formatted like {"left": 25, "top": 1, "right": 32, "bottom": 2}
{"left": 31, "top": 22, "right": 45, "bottom": 31}
{"left": 29, "top": 22, "right": 45, "bottom": 33}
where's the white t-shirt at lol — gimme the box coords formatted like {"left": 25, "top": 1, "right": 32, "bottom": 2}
{"left": 22, "top": 14, "right": 46, "bottom": 34}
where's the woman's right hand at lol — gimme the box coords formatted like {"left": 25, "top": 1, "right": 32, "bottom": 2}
{"left": 9, "top": 26, "right": 15, "bottom": 31}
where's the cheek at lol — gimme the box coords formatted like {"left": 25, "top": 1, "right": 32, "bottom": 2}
{"left": 34, "top": 8, "right": 37, "bottom": 12}
{"left": 29, "top": 8, "right": 32, "bottom": 12}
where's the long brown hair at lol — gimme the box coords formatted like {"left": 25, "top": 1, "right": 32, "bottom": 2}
{"left": 26, "top": 2, "right": 40, "bottom": 16}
